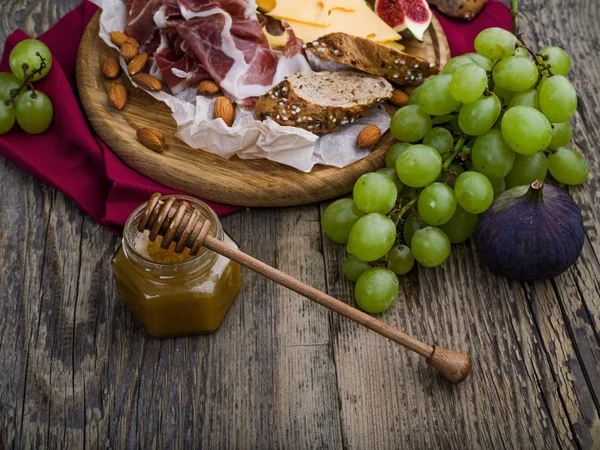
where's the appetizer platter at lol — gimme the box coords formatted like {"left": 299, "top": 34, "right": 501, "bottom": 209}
{"left": 76, "top": 0, "right": 449, "bottom": 206}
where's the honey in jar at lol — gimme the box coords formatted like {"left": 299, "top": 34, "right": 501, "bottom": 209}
{"left": 111, "top": 196, "right": 242, "bottom": 337}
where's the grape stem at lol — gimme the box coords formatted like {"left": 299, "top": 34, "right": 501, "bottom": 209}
{"left": 442, "top": 135, "right": 466, "bottom": 169}
{"left": 3, "top": 52, "right": 47, "bottom": 107}
{"left": 393, "top": 197, "right": 418, "bottom": 226}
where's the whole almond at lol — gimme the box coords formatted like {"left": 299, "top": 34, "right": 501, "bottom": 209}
{"left": 389, "top": 89, "right": 409, "bottom": 107}
{"left": 109, "top": 31, "right": 128, "bottom": 47}
{"left": 108, "top": 84, "right": 127, "bottom": 110}
{"left": 356, "top": 124, "right": 381, "bottom": 148}
{"left": 102, "top": 56, "right": 120, "bottom": 79}
{"left": 403, "top": 86, "right": 417, "bottom": 96}
{"left": 121, "top": 38, "right": 139, "bottom": 60}
{"left": 137, "top": 128, "right": 166, "bottom": 153}
{"left": 128, "top": 52, "right": 148, "bottom": 76}
{"left": 198, "top": 80, "right": 220, "bottom": 96}
{"left": 132, "top": 73, "right": 163, "bottom": 91}
{"left": 214, "top": 96, "right": 235, "bottom": 126}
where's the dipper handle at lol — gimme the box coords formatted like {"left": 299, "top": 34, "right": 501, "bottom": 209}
{"left": 138, "top": 193, "right": 472, "bottom": 384}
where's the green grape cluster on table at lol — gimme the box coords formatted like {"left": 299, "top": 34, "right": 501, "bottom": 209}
{"left": 321, "top": 27, "right": 589, "bottom": 315}
{"left": 0, "top": 39, "right": 54, "bottom": 135}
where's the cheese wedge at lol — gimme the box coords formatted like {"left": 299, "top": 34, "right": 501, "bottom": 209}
{"left": 267, "top": 0, "right": 362, "bottom": 27}
{"left": 264, "top": 2, "right": 401, "bottom": 47}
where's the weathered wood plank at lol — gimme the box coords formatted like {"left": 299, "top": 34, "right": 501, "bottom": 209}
{"left": 1, "top": 0, "right": 600, "bottom": 449}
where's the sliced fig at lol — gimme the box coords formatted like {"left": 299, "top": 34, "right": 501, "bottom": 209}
{"left": 375, "top": 0, "right": 432, "bottom": 42}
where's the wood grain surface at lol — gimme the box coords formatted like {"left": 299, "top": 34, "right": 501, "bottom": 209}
{"left": 76, "top": 12, "right": 449, "bottom": 207}
{"left": 1, "top": 0, "right": 600, "bottom": 449}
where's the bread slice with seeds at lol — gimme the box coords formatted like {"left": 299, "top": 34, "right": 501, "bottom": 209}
{"left": 255, "top": 71, "right": 393, "bottom": 135}
{"left": 305, "top": 32, "right": 439, "bottom": 85}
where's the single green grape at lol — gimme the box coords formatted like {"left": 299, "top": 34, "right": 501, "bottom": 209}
{"left": 443, "top": 53, "right": 493, "bottom": 74}
{"left": 385, "top": 142, "right": 410, "bottom": 168}
{"left": 15, "top": 90, "right": 54, "bottom": 134}
{"left": 539, "top": 75, "right": 577, "bottom": 123}
{"left": 509, "top": 88, "right": 540, "bottom": 110}
{"left": 390, "top": 105, "right": 432, "bottom": 142}
{"left": 501, "top": 106, "right": 552, "bottom": 155}
{"left": 0, "top": 72, "right": 21, "bottom": 101}
{"left": 377, "top": 167, "right": 405, "bottom": 193}
{"left": 547, "top": 147, "right": 588, "bottom": 185}
{"left": 438, "top": 163, "right": 464, "bottom": 187}
{"left": 347, "top": 213, "right": 396, "bottom": 262}
{"left": 9, "top": 39, "right": 53, "bottom": 81}
{"left": 403, "top": 212, "right": 422, "bottom": 247}
{"left": 419, "top": 74, "right": 461, "bottom": 116}
{"left": 458, "top": 94, "right": 501, "bottom": 136}
{"left": 514, "top": 46, "right": 529, "bottom": 57}
{"left": 450, "top": 64, "right": 488, "bottom": 104}
{"left": 321, "top": 198, "right": 365, "bottom": 244}
{"left": 465, "top": 52, "right": 494, "bottom": 71}
{"left": 454, "top": 172, "right": 494, "bottom": 214}
{"left": 407, "top": 85, "right": 422, "bottom": 105}
{"left": 538, "top": 46, "right": 571, "bottom": 76}
{"left": 423, "top": 127, "right": 454, "bottom": 154}
{"left": 0, "top": 101, "right": 16, "bottom": 134}
{"left": 411, "top": 227, "right": 451, "bottom": 268}
{"left": 417, "top": 182, "right": 457, "bottom": 226}
{"left": 474, "top": 27, "right": 517, "bottom": 60}
{"left": 395, "top": 144, "right": 443, "bottom": 188}
{"left": 354, "top": 268, "right": 399, "bottom": 314}
{"left": 492, "top": 56, "right": 538, "bottom": 92}
{"left": 504, "top": 152, "right": 548, "bottom": 188}
{"left": 431, "top": 114, "right": 454, "bottom": 125}
{"left": 493, "top": 85, "right": 516, "bottom": 105}
{"left": 387, "top": 244, "right": 415, "bottom": 275}
{"left": 343, "top": 255, "right": 372, "bottom": 282}
{"left": 353, "top": 173, "right": 397, "bottom": 214}
{"left": 439, "top": 205, "right": 478, "bottom": 244}
{"left": 471, "top": 129, "right": 516, "bottom": 180}
{"left": 490, "top": 178, "right": 506, "bottom": 197}
{"left": 549, "top": 122, "right": 572, "bottom": 150}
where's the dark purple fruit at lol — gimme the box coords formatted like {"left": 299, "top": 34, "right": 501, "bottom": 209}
{"left": 474, "top": 180, "right": 584, "bottom": 281}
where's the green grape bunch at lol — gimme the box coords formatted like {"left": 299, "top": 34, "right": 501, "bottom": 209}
{"left": 321, "top": 26, "right": 588, "bottom": 316}
{"left": 0, "top": 39, "right": 55, "bottom": 135}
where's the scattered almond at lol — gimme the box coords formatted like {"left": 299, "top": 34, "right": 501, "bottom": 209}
{"left": 132, "top": 73, "right": 163, "bottom": 91}
{"left": 102, "top": 56, "right": 120, "bottom": 79}
{"left": 109, "top": 31, "right": 128, "bottom": 47}
{"left": 198, "top": 80, "right": 220, "bottom": 96}
{"left": 121, "top": 37, "right": 140, "bottom": 60}
{"left": 356, "top": 124, "right": 381, "bottom": 148}
{"left": 403, "top": 86, "right": 417, "bottom": 96}
{"left": 214, "top": 96, "right": 235, "bottom": 126}
{"left": 389, "top": 89, "right": 409, "bottom": 107}
{"left": 137, "top": 128, "right": 166, "bottom": 153}
{"left": 108, "top": 84, "right": 127, "bottom": 110}
{"left": 128, "top": 52, "right": 148, "bottom": 76}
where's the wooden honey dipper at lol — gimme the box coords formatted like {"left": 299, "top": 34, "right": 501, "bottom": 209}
{"left": 138, "top": 193, "right": 472, "bottom": 384}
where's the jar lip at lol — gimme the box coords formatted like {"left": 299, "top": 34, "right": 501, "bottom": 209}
{"left": 122, "top": 195, "right": 223, "bottom": 271}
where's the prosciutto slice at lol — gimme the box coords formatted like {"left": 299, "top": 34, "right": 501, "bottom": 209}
{"left": 124, "top": 0, "right": 311, "bottom": 102}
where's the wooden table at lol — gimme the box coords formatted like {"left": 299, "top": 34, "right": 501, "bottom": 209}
{"left": 1, "top": 1, "right": 599, "bottom": 448}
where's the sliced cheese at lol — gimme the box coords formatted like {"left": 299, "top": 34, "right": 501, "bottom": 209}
{"left": 267, "top": 0, "right": 363, "bottom": 27}
{"left": 381, "top": 40, "right": 406, "bottom": 52}
{"left": 264, "top": 2, "right": 402, "bottom": 47}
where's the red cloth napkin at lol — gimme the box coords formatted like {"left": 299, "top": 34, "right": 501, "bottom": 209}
{"left": 0, "top": 0, "right": 510, "bottom": 235}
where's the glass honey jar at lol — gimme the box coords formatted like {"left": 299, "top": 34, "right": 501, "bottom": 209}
{"left": 111, "top": 196, "right": 242, "bottom": 338}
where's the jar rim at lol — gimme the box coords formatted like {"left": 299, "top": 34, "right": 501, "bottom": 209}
{"left": 122, "top": 195, "right": 223, "bottom": 272}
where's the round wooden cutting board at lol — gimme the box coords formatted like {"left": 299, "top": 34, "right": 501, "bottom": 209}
{"left": 77, "top": 11, "right": 450, "bottom": 207}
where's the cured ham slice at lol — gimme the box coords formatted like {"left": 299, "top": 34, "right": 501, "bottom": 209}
{"left": 124, "top": 0, "right": 311, "bottom": 102}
